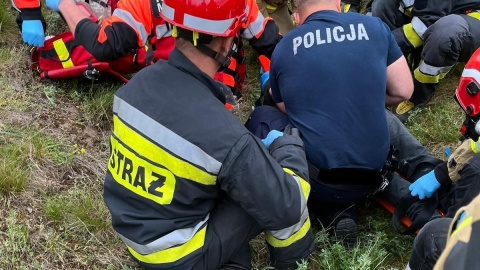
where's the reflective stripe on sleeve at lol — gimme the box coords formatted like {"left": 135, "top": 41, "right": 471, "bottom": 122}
{"left": 411, "top": 17, "right": 427, "bottom": 39}
{"left": 241, "top": 13, "right": 266, "bottom": 40}
{"left": 112, "top": 8, "right": 149, "bottom": 45}
{"left": 120, "top": 215, "right": 209, "bottom": 254}
{"left": 403, "top": 23, "right": 423, "bottom": 48}
{"left": 266, "top": 217, "right": 311, "bottom": 248}
{"left": 414, "top": 61, "right": 453, "bottom": 83}
{"left": 127, "top": 224, "right": 207, "bottom": 264}
{"left": 265, "top": 168, "right": 311, "bottom": 247}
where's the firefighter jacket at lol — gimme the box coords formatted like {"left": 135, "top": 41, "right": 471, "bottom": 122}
{"left": 393, "top": 0, "right": 480, "bottom": 52}
{"left": 12, "top": 0, "right": 45, "bottom": 30}
{"left": 433, "top": 138, "right": 480, "bottom": 185}
{"left": 103, "top": 48, "right": 312, "bottom": 269}
{"left": 434, "top": 193, "right": 480, "bottom": 270}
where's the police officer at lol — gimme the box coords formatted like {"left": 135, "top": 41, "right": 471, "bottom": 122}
{"left": 265, "top": 0, "right": 413, "bottom": 247}
{"left": 102, "top": 0, "right": 314, "bottom": 269}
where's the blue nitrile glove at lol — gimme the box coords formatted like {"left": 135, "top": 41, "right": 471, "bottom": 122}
{"left": 262, "top": 130, "right": 283, "bottom": 149}
{"left": 260, "top": 71, "right": 270, "bottom": 94}
{"left": 22, "top": 20, "right": 45, "bottom": 47}
{"left": 445, "top": 147, "right": 451, "bottom": 158}
{"left": 409, "top": 170, "right": 441, "bottom": 200}
{"left": 46, "top": 0, "right": 61, "bottom": 12}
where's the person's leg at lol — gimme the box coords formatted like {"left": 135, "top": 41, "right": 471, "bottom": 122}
{"left": 386, "top": 109, "right": 443, "bottom": 181}
{"left": 396, "top": 14, "right": 479, "bottom": 123}
{"left": 266, "top": 1, "right": 294, "bottom": 35}
{"left": 370, "top": 0, "right": 407, "bottom": 30}
{"left": 407, "top": 218, "right": 451, "bottom": 270}
{"left": 192, "top": 195, "right": 263, "bottom": 269}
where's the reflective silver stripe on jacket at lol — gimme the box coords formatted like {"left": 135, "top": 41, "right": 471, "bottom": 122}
{"left": 418, "top": 61, "right": 454, "bottom": 76}
{"left": 241, "top": 11, "right": 265, "bottom": 40}
{"left": 156, "top": 24, "right": 172, "bottom": 38}
{"left": 119, "top": 214, "right": 209, "bottom": 254}
{"left": 399, "top": 0, "right": 414, "bottom": 12}
{"left": 162, "top": 3, "right": 235, "bottom": 36}
{"left": 462, "top": 68, "right": 480, "bottom": 84}
{"left": 411, "top": 17, "right": 427, "bottom": 38}
{"left": 113, "top": 96, "right": 222, "bottom": 174}
{"left": 267, "top": 174, "right": 308, "bottom": 240}
{"left": 113, "top": 8, "right": 149, "bottom": 45}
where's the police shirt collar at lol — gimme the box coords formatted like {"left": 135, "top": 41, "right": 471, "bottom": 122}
{"left": 304, "top": 10, "right": 338, "bottom": 23}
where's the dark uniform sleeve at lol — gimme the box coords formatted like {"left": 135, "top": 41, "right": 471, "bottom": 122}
{"left": 246, "top": 19, "right": 282, "bottom": 58}
{"left": 393, "top": 0, "right": 453, "bottom": 53}
{"left": 75, "top": 18, "right": 139, "bottom": 61}
{"left": 217, "top": 132, "right": 309, "bottom": 230}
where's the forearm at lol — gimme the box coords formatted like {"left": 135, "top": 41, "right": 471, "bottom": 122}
{"left": 385, "top": 94, "right": 407, "bottom": 106}
{"left": 58, "top": 0, "right": 90, "bottom": 35}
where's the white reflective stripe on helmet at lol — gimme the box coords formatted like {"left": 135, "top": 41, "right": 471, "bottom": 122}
{"left": 162, "top": 2, "right": 236, "bottom": 36}
{"left": 112, "top": 8, "right": 149, "bottom": 45}
{"left": 411, "top": 17, "right": 427, "bottom": 39}
{"left": 462, "top": 69, "right": 480, "bottom": 85}
{"left": 119, "top": 214, "right": 209, "bottom": 254}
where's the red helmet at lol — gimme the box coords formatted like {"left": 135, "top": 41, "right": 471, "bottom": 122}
{"left": 161, "top": 0, "right": 247, "bottom": 37}
{"left": 455, "top": 48, "right": 480, "bottom": 139}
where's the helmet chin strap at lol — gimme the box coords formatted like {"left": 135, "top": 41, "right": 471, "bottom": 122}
{"left": 195, "top": 43, "right": 233, "bottom": 72}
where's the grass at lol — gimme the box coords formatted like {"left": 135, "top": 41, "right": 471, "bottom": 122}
{"left": 0, "top": 3, "right": 471, "bottom": 269}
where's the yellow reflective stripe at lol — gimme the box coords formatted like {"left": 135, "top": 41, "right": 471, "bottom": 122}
{"left": 109, "top": 136, "right": 176, "bottom": 205}
{"left": 53, "top": 39, "right": 74, "bottom": 68}
{"left": 414, "top": 68, "right": 445, "bottom": 83}
{"left": 113, "top": 115, "right": 216, "bottom": 185}
{"left": 468, "top": 11, "right": 480, "bottom": 20}
{"left": 404, "top": 7, "right": 412, "bottom": 17}
{"left": 471, "top": 140, "right": 479, "bottom": 154}
{"left": 266, "top": 217, "right": 311, "bottom": 248}
{"left": 128, "top": 225, "right": 207, "bottom": 264}
{"left": 451, "top": 216, "right": 473, "bottom": 237}
{"left": 265, "top": 4, "right": 277, "bottom": 11}
{"left": 343, "top": 4, "right": 351, "bottom": 13}
{"left": 283, "top": 168, "right": 310, "bottom": 200}
{"left": 403, "top": 23, "right": 423, "bottom": 48}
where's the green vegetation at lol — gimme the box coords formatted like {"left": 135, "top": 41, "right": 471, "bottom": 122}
{"left": 0, "top": 2, "right": 468, "bottom": 269}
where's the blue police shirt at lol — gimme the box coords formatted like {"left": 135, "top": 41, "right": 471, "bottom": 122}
{"left": 270, "top": 10, "right": 403, "bottom": 170}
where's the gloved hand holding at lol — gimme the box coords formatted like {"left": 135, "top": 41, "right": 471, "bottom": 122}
{"left": 262, "top": 130, "right": 283, "bottom": 149}
{"left": 21, "top": 20, "right": 45, "bottom": 47}
{"left": 46, "top": 0, "right": 61, "bottom": 12}
{"left": 409, "top": 170, "right": 441, "bottom": 199}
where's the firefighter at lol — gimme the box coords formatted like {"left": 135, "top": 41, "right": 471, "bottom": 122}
{"left": 12, "top": 0, "right": 46, "bottom": 47}
{"left": 370, "top": 0, "right": 480, "bottom": 123}
{"left": 406, "top": 49, "right": 480, "bottom": 270}
{"left": 46, "top": 0, "right": 281, "bottom": 96}
{"left": 102, "top": 0, "right": 314, "bottom": 269}
{"left": 256, "top": 0, "right": 295, "bottom": 34}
